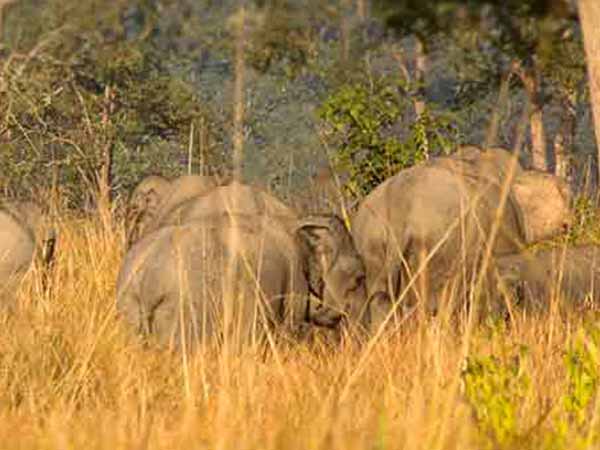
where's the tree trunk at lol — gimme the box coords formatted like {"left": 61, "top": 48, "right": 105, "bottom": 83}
{"left": 357, "top": 0, "right": 368, "bottom": 21}
{"left": 199, "top": 116, "right": 206, "bottom": 176}
{"left": 414, "top": 37, "right": 429, "bottom": 158}
{"left": 98, "top": 85, "right": 115, "bottom": 223}
{"left": 485, "top": 69, "right": 512, "bottom": 148}
{"left": 187, "top": 121, "right": 194, "bottom": 175}
{"left": 51, "top": 145, "right": 59, "bottom": 216}
{"left": 414, "top": 37, "right": 427, "bottom": 118}
{"left": 356, "top": 0, "right": 368, "bottom": 46}
{"left": 553, "top": 88, "right": 576, "bottom": 180}
{"left": 515, "top": 65, "right": 547, "bottom": 171}
{"left": 232, "top": 4, "right": 246, "bottom": 183}
{"left": 578, "top": 0, "right": 600, "bottom": 182}
{"left": 0, "top": 0, "right": 16, "bottom": 94}
{"left": 0, "top": 0, "right": 15, "bottom": 40}
{"left": 529, "top": 105, "right": 547, "bottom": 171}
{"left": 98, "top": 144, "right": 112, "bottom": 213}
{"left": 340, "top": 0, "right": 351, "bottom": 64}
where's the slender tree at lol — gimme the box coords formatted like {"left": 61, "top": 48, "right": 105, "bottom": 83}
{"left": 469, "top": 1, "right": 577, "bottom": 172}
{"left": 376, "top": 1, "right": 586, "bottom": 173}
{"left": 578, "top": 0, "right": 600, "bottom": 181}
{"left": 511, "top": 60, "right": 547, "bottom": 171}
{"left": 0, "top": 0, "right": 15, "bottom": 40}
{"left": 373, "top": 0, "right": 453, "bottom": 156}
{"left": 545, "top": 25, "right": 585, "bottom": 179}
{"left": 357, "top": 0, "right": 368, "bottom": 21}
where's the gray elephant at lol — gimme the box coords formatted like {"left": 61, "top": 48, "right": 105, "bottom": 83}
{"left": 116, "top": 212, "right": 367, "bottom": 350}
{"left": 352, "top": 146, "right": 571, "bottom": 324}
{"left": 492, "top": 245, "right": 600, "bottom": 313}
{"left": 125, "top": 174, "right": 217, "bottom": 247}
{"left": 0, "top": 200, "right": 56, "bottom": 304}
{"left": 150, "top": 181, "right": 298, "bottom": 232}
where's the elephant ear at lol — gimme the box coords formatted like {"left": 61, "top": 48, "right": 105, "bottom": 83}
{"left": 511, "top": 171, "right": 571, "bottom": 243}
{"left": 126, "top": 179, "right": 171, "bottom": 246}
{"left": 294, "top": 215, "right": 349, "bottom": 296}
{"left": 141, "top": 187, "right": 165, "bottom": 214}
{"left": 129, "top": 176, "right": 171, "bottom": 216}
{"left": 295, "top": 215, "right": 349, "bottom": 263}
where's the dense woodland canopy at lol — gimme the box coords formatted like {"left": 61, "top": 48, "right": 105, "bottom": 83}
{"left": 0, "top": 0, "right": 597, "bottom": 208}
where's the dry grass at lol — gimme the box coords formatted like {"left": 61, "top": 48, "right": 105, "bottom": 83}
{"left": 0, "top": 214, "right": 597, "bottom": 450}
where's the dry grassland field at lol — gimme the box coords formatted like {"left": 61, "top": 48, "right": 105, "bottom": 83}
{"left": 1, "top": 214, "right": 599, "bottom": 450}
{"left": 2, "top": 2, "right": 600, "bottom": 449}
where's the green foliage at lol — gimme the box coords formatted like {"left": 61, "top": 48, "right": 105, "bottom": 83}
{"left": 0, "top": 0, "right": 223, "bottom": 206}
{"left": 462, "top": 347, "right": 530, "bottom": 448}
{"left": 543, "top": 324, "right": 600, "bottom": 450}
{"left": 565, "top": 196, "right": 600, "bottom": 244}
{"left": 246, "top": 1, "right": 319, "bottom": 78}
{"left": 0, "top": 0, "right": 593, "bottom": 209}
{"left": 563, "top": 325, "right": 600, "bottom": 429}
{"left": 319, "top": 75, "right": 458, "bottom": 197}
{"left": 464, "top": 326, "right": 600, "bottom": 450}
{"left": 372, "top": 0, "right": 460, "bottom": 42}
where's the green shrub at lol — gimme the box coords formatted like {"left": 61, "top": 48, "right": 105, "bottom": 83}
{"left": 566, "top": 196, "right": 600, "bottom": 244}
{"left": 318, "top": 75, "right": 458, "bottom": 198}
{"left": 462, "top": 347, "right": 530, "bottom": 449}
{"left": 0, "top": 4, "right": 224, "bottom": 207}
{"left": 564, "top": 325, "right": 600, "bottom": 427}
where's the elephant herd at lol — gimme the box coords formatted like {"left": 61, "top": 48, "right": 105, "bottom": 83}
{"left": 1, "top": 145, "right": 594, "bottom": 349}
{"left": 118, "top": 179, "right": 367, "bottom": 348}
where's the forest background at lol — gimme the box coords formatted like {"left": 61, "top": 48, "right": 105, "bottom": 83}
{"left": 0, "top": 0, "right": 596, "bottom": 213}
{"left": 5, "top": 2, "right": 600, "bottom": 450}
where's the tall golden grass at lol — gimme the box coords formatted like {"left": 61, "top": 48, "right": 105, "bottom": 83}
{"left": 0, "top": 4, "right": 595, "bottom": 447}
{"left": 0, "top": 213, "right": 595, "bottom": 450}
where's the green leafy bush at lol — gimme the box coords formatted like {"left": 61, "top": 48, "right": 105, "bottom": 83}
{"left": 246, "top": 2, "right": 315, "bottom": 77}
{"left": 318, "top": 75, "right": 458, "bottom": 197}
{"left": 566, "top": 196, "right": 600, "bottom": 244}
{"left": 0, "top": 2, "right": 224, "bottom": 207}
{"left": 530, "top": 324, "right": 600, "bottom": 450}
{"left": 564, "top": 326, "right": 600, "bottom": 426}
{"left": 463, "top": 326, "right": 600, "bottom": 450}
{"left": 462, "top": 348, "right": 530, "bottom": 448}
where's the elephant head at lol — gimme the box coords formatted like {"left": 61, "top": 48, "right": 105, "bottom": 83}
{"left": 512, "top": 171, "right": 571, "bottom": 244}
{"left": 125, "top": 175, "right": 171, "bottom": 247}
{"left": 295, "top": 215, "right": 367, "bottom": 327}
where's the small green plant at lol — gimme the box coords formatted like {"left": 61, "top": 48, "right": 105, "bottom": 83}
{"left": 318, "top": 75, "right": 458, "bottom": 197}
{"left": 564, "top": 326, "right": 600, "bottom": 426}
{"left": 462, "top": 347, "right": 530, "bottom": 448}
{"left": 567, "top": 196, "right": 600, "bottom": 244}
{"left": 535, "top": 324, "right": 600, "bottom": 450}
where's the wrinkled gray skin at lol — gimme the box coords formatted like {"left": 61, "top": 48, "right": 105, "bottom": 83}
{"left": 154, "top": 181, "right": 297, "bottom": 231}
{"left": 116, "top": 213, "right": 367, "bottom": 350}
{"left": 0, "top": 200, "right": 56, "bottom": 303}
{"left": 491, "top": 245, "right": 600, "bottom": 312}
{"left": 126, "top": 174, "right": 216, "bottom": 247}
{"left": 353, "top": 146, "right": 571, "bottom": 330}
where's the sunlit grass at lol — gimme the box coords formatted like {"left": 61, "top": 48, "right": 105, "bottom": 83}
{"left": 0, "top": 215, "right": 599, "bottom": 449}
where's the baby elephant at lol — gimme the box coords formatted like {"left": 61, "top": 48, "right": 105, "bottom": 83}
{"left": 492, "top": 245, "right": 600, "bottom": 312}
{"left": 125, "top": 174, "right": 217, "bottom": 248}
{"left": 360, "top": 245, "right": 600, "bottom": 334}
